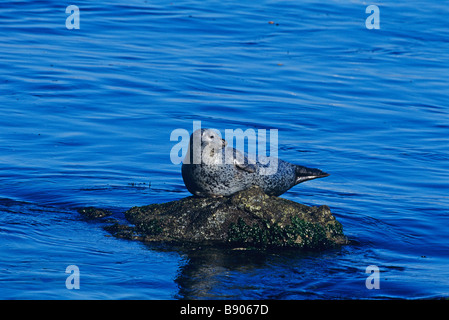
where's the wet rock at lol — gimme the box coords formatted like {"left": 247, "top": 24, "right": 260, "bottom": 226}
{"left": 103, "top": 222, "right": 141, "bottom": 241}
{"left": 123, "top": 187, "right": 347, "bottom": 250}
{"left": 77, "top": 207, "right": 112, "bottom": 219}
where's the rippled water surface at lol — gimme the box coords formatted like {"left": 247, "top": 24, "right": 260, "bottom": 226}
{"left": 1, "top": 0, "right": 448, "bottom": 299}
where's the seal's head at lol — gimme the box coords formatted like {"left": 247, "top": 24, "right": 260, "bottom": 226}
{"left": 190, "top": 128, "right": 227, "bottom": 150}
{"left": 185, "top": 128, "right": 227, "bottom": 165}
{"left": 201, "top": 128, "right": 227, "bottom": 149}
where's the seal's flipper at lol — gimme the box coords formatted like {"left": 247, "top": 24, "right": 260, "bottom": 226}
{"left": 234, "top": 160, "right": 256, "bottom": 173}
{"left": 295, "top": 166, "right": 329, "bottom": 184}
{"left": 232, "top": 148, "right": 256, "bottom": 173}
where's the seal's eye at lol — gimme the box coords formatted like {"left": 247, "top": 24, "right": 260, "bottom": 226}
{"left": 210, "top": 135, "right": 214, "bottom": 139}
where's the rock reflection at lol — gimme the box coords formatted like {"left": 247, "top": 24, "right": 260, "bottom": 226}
{"left": 173, "top": 247, "right": 271, "bottom": 299}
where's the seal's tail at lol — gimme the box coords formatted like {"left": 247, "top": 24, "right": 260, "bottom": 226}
{"left": 295, "top": 165, "right": 329, "bottom": 184}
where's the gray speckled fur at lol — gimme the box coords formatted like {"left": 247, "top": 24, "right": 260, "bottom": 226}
{"left": 182, "top": 129, "right": 329, "bottom": 197}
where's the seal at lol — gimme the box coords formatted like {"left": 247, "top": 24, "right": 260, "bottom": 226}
{"left": 181, "top": 128, "right": 329, "bottom": 197}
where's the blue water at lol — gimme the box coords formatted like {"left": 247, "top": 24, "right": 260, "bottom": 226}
{"left": 1, "top": 0, "right": 448, "bottom": 299}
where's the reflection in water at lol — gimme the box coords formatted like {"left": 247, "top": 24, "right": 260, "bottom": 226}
{"left": 155, "top": 243, "right": 404, "bottom": 299}
{"left": 148, "top": 243, "right": 339, "bottom": 300}
{"left": 174, "top": 247, "right": 271, "bottom": 299}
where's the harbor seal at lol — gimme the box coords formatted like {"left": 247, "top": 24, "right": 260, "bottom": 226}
{"left": 181, "top": 128, "right": 329, "bottom": 197}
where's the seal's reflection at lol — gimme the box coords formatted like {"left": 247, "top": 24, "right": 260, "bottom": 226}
{"left": 140, "top": 242, "right": 341, "bottom": 299}
{"left": 173, "top": 247, "right": 273, "bottom": 299}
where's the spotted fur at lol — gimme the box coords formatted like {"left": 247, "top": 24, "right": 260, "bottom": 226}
{"left": 182, "top": 129, "right": 329, "bottom": 197}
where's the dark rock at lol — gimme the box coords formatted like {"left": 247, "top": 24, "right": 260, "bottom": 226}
{"left": 103, "top": 222, "right": 141, "bottom": 240}
{"left": 123, "top": 186, "right": 347, "bottom": 250}
{"left": 77, "top": 207, "right": 112, "bottom": 219}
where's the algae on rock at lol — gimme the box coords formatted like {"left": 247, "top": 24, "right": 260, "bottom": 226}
{"left": 122, "top": 186, "right": 347, "bottom": 250}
